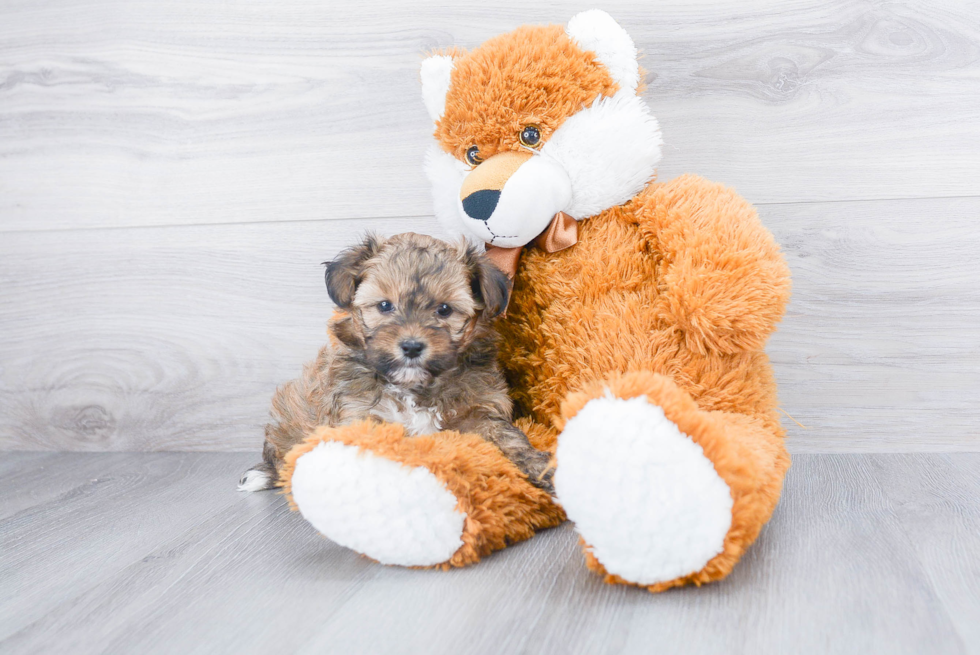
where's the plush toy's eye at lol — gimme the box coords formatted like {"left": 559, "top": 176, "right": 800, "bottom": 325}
{"left": 465, "top": 146, "right": 482, "bottom": 166}
{"left": 519, "top": 125, "right": 541, "bottom": 148}
{"left": 436, "top": 303, "right": 453, "bottom": 318}
{"left": 378, "top": 300, "right": 394, "bottom": 313}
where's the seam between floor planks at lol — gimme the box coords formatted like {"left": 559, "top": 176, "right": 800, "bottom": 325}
{"left": 2, "top": 194, "right": 979, "bottom": 237}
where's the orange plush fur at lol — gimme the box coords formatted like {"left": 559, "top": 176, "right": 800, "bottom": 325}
{"left": 494, "top": 173, "right": 791, "bottom": 591}
{"left": 280, "top": 421, "right": 564, "bottom": 568}
{"left": 281, "top": 15, "right": 792, "bottom": 592}
{"left": 435, "top": 25, "right": 618, "bottom": 162}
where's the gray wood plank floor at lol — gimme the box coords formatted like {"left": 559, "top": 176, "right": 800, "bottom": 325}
{"left": 1, "top": 452, "right": 978, "bottom": 654}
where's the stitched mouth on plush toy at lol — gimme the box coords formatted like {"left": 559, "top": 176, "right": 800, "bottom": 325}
{"left": 482, "top": 224, "right": 518, "bottom": 244}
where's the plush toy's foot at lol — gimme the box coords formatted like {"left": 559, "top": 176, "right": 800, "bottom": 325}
{"left": 281, "top": 421, "right": 564, "bottom": 568}
{"left": 555, "top": 371, "right": 789, "bottom": 592}
{"left": 555, "top": 395, "right": 733, "bottom": 586}
{"left": 288, "top": 438, "right": 467, "bottom": 566}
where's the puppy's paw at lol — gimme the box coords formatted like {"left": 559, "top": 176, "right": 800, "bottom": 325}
{"left": 238, "top": 466, "right": 275, "bottom": 492}
{"left": 524, "top": 449, "right": 556, "bottom": 497}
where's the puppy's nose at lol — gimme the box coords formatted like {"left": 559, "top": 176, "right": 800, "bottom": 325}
{"left": 400, "top": 339, "right": 426, "bottom": 359}
{"left": 461, "top": 189, "right": 500, "bottom": 222}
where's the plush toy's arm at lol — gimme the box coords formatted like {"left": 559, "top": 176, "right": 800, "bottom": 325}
{"left": 650, "top": 175, "right": 792, "bottom": 355}
{"left": 451, "top": 414, "right": 555, "bottom": 494}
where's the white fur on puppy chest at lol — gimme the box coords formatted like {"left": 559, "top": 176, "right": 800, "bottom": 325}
{"left": 291, "top": 441, "right": 465, "bottom": 567}
{"left": 554, "top": 395, "right": 733, "bottom": 586}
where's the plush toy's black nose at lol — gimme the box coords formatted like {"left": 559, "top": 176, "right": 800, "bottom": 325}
{"left": 461, "top": 189, "right": 501, "bottom": 222}
{"left": 400, "top": 339, "right": 425, "bottom": 359}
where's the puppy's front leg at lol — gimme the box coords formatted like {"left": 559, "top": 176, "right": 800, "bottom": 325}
{"left": 460, "top": 417, "right": 554, "bottom": 495}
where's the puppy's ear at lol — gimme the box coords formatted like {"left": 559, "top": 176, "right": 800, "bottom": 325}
{"left": 329, "top": 313, "right": 365, "bottom": 349}
{"left": 463, "top": 245, "right": 511, "bottom": 319}
{"left": 324, "top": 235, "right": 383, "bottom": 308}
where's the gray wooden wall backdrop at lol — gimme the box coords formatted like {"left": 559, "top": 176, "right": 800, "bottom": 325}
{"left": 2, "top": 0, "right": 978, "bottom": 453}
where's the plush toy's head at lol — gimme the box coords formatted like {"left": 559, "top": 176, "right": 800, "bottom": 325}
{"left": 422, "top": 10, "right": 663, "bottom": 248}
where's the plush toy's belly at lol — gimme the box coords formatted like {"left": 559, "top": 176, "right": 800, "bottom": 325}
{"left": 496, "top": 199, "right": 778, "bottom": 425}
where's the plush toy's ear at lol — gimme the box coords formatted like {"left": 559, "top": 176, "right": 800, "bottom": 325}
{"left": 566, "top": 10, "right": 640, "bottom": 92}
{"left": 421, "top": 54, "right": 455, "bottom": 123}
{"left": 324, "top": 234, "right": 384, "bottom": 308}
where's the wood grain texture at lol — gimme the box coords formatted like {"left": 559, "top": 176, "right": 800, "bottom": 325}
{"left": 1, "top": 453, "right": 978, "bottom": 654}
{"left": 0, "top": 452, "right": 138, "bottom": 520}
{"left": 0, "top": 453, "right": 258, "bottom": 642}
{"left": 766, "top": 196, "right": 980, "bottom": 451}
{"left": 0, "top": 216, "right": 446, "bottom": 452}
{"left": 2, "top": 198, "right": 977, "bottom": 453}
{"left": 1, "top": 0, "right": 979, "bottom": 232}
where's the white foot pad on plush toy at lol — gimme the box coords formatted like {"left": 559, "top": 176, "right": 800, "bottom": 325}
{"left": 555, "top": 396, "right": 733, "bottom": 585}
{"left": 291, "top": 441, "right": 465, "bottom": 567}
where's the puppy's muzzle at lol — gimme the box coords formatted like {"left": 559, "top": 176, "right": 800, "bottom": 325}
{"left": 400, "top": 339, "right": 426, "bottom": 360}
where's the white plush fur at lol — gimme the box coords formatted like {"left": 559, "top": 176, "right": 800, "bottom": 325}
{"left": 541, "top": 90, "right": 661, "bottom": 220}
{"left": 456, "top": 154, "right": 572, "bottom": 248}
{"left": 424, "top": 144, "right": 481, "bottom": 245}
{"left": 292, "top": 441, "right": 466, "bottom": 567}
{"left": 566, "top": 10, "right": 640, "bottom": 92}
{"left": 420, "top": 55, "right": 454, "bottom": 122}
{"left": 554, "top": 396, "right": 733, "bottom": 586}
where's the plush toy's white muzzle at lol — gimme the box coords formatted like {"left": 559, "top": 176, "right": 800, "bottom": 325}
{"left": 457, "top": 153, "right": 572, "bottom": 248}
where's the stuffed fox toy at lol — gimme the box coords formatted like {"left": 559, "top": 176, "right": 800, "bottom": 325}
{"left": 281, "top": 10, "right": 792, "bottom": 592}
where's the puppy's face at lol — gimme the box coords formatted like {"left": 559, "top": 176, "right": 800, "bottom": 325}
{"left": 325, "top": 233, "right": 509, "bottom": 387}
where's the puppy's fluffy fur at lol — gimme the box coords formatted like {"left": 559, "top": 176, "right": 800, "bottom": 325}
{"left": 239, "top": 232, "right": 553, "bottom": 494}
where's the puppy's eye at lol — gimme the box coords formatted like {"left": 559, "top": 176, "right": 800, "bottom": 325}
{"left": 436, "top": 303, "right": 453, "bottom": 318}
{"left": 465, "top": 146, "right": 482, "bottom": 166}
{"left": 519, "top": 125, "right": 541, "bottom": 148}
{"left": 378, "top": 300, "right": 394, "bottom": 313}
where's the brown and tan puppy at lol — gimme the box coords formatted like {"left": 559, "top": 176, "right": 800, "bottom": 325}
{"left": 239, "top": 232, "right": 553, "bottom": 494}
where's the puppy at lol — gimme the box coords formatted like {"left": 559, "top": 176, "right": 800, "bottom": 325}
{"left": 239, "top": 232, "right": 554, "bottom": 494}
